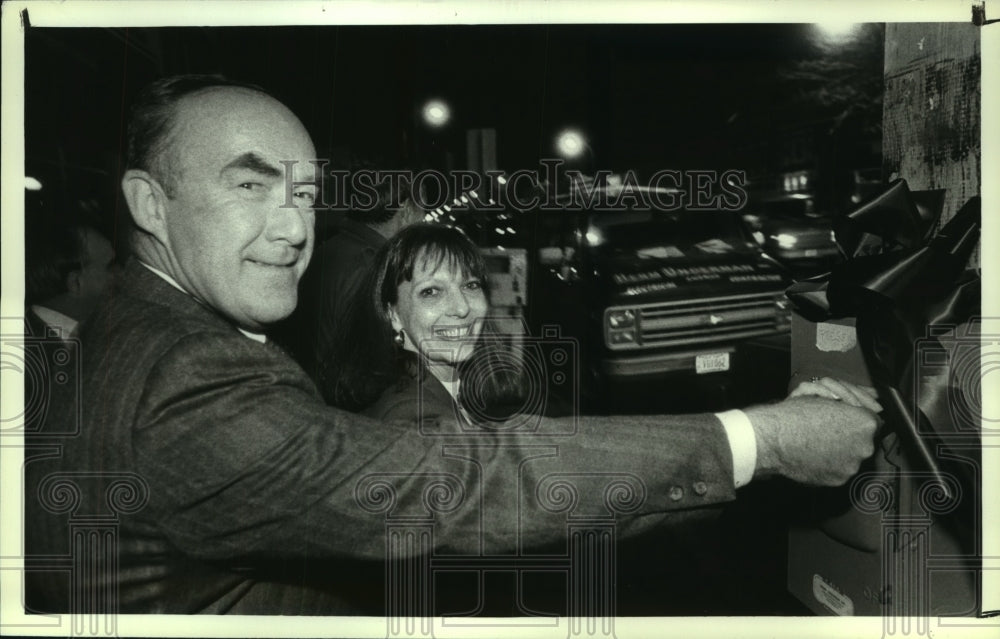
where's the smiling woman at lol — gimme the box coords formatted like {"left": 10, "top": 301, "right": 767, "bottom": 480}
{"left": 319, "top": 223, "right": 526, "bottom": 422}
{"left": 389, "top": 253, "right": 488, "bottom": 371}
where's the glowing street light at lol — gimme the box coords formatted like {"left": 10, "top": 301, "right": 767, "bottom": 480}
{"left": 556, "top": 129, "right": 587, "bottom": 159}
{"left": 421, "top": 99, "right": 451, "bottom": 128}
{"left": 813, "top": 22, "right": 859, "bottom": 44}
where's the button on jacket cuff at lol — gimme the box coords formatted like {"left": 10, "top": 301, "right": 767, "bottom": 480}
{"left": 714, "top": 409, "right": 756, "bottom": 488}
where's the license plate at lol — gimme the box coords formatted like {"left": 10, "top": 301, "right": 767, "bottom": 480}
{"left": 804, "top": 248, "right": 819, "bottom": 257}
{"left": 695, "top": 352, "right": 730, "bottom": 374}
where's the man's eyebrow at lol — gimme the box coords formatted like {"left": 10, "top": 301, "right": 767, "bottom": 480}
{"left": 220, "top": 153, "right": 282, "bottom": 178}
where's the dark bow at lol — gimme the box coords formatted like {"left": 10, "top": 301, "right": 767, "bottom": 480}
{"left": 786, "top": 179, "right": 981, "bottom": 500}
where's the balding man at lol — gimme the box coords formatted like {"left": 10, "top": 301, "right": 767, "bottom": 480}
{"left": 25, "top": 74, "right": 879, "bottom": 615}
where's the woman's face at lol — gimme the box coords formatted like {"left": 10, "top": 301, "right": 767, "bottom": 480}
{"left": 389, "top": 250, "right": 488, "bottom": 368}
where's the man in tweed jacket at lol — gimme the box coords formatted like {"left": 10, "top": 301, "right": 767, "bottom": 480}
{"left": 24, "top": 75, "right": 878, "bottom": 615}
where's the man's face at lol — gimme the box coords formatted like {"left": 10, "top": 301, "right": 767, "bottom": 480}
{"left": 158, "top": 88, "right": 318, "bottom": 329}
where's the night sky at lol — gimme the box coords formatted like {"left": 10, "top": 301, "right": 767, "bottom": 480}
{"left": 24, "top": 23, "right": 875, "bottom": 214}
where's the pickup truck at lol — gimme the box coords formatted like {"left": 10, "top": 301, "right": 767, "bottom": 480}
{"left": 526, "top": 187, "right": 794, "bottom": 412}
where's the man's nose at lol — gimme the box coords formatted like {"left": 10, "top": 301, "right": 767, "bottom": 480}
{"left": 266, "top": 206, "right": 310, "bottom": 246}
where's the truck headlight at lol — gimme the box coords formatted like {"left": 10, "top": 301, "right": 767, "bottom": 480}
{"left": 607, "top": 309, "right": 635, "bottom": 329}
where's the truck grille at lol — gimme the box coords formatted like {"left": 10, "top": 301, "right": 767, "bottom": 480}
{"left": 606, "top": 292, "right": 790, "bottom": 350}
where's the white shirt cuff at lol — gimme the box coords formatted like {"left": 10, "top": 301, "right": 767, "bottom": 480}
{"left": 715, "top": 409, "right": 757, "bottom": 489}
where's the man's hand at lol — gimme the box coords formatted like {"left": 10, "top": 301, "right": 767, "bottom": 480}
{"left": 789, "top": 376, "right": 882, "bottom": 412}
{"left": 745, "top": 396, "right": 879, "bottom": 486}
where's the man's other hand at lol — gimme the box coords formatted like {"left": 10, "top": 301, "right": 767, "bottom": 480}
{"left": 745, "top": 397, "right": 879, "bottom": 486}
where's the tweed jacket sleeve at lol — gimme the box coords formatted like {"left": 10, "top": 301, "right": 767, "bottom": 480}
{"left": 127, "top": 329, "right": 735, "bottom": 563}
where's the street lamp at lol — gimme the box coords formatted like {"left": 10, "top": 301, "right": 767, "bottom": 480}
{"left": 421, "top": 99, "right": 451, "bottom": 128}
{"left": 555, "top": 128, "right": 588, "bottom": 159}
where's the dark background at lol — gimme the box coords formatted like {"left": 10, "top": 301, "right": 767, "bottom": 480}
{"left": 24, "top": 23, "right": 883, "bottom": 230}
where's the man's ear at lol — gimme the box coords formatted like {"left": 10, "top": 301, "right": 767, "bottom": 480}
{"left": 121, "top": 169, "right": 170, "bottom": 245}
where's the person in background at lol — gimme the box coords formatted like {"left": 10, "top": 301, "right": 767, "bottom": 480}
{"left": 22, "top": 206, "right": 118, "bottom": 604}
{"left": 25, "top": 211, "right": 117, "bottom": 339}
{"left": 277, "top": 160, "right": 424, "bottom": 395}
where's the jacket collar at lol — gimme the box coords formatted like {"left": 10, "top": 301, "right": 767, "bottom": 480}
{"left": 119, "top": 258, "right": 239, "bottom": 334}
